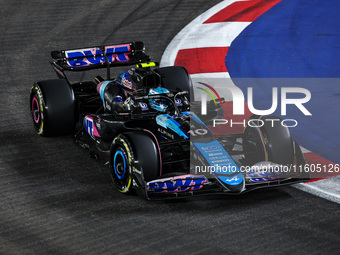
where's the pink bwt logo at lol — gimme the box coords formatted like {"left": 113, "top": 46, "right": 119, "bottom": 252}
{"left": 147, "top": 175, "right": 207, "bottom": 193}
{"left": 65, "top": 44, "right": 131, "bottom": 67}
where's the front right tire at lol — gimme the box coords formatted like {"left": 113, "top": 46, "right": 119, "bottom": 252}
{"left": 243, "top": 115, "right": 294, "bottom": 166}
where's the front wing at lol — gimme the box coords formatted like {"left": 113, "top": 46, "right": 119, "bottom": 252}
{"left": 142, "top": 173, "right": 309, "bottom": 200}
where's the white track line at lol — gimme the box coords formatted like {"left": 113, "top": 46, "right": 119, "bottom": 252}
{"left": 160, "top": 0, "right": 248, "bottom": 67}
{"left": 294, "top": 176, "right": 340, "bottom": 204}
{"left": 177, "top": 22, "right": 251, "bottom": 50}
{"left": 190, "top": 72, "right": 230, "bottom": 79}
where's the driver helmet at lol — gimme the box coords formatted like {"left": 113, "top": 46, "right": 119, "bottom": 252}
{"left": 118, "top": 68, "right": 139, "bottom": 91}
{"left": 148, "top": 87, "right": 170, "bottom": 112}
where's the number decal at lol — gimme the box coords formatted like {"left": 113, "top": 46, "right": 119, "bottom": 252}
{"left": 187, "top": 129, "right": 208, "bottom": 136}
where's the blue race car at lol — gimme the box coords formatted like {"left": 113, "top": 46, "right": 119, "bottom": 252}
{"left": 30, "top": 42, "right": 309, "bottom": 200}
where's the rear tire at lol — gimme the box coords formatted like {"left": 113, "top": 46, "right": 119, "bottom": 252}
{"left": 155, "top": 66, "right": 193, "bottom": 100}
{"left": 243, "top": 115, "right": 294, "bottom": 166}
{"left": 30, "top": 79, "right": 75, "bottom": 136}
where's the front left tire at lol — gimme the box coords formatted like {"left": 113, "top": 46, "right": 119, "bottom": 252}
{"left": 110, "top": 131, "right": 161, "bottom": 194}
{"left": 110, "top": 135, "right": 134, "bottom": 194}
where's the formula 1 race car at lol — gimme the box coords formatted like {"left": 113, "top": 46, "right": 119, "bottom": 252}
{"left": 30, "top": 42, "right": 309, "bottom": 200}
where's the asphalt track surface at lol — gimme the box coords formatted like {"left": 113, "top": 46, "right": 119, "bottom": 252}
{"left": 0, "top": 1, "right": 339, "bottom": 254}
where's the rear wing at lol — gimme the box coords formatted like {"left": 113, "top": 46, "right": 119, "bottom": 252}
{"left": 50, "top": 41, "right": 150, "bottom": 79}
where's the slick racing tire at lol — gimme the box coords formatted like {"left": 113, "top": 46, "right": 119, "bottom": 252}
{"left": 155, "top": 66, "right": 193, "bottom": 101}
{"left": 110, "top": 135, "right": 134, "bottom": 194}
{"left": 30, "top": 79, "right": 75, "bottom": 136}
{"left": 243, "top": 115, "right": 294, "bottom": 166}
{"left": 110, "top": 132, "right": 161, "bottom": 194}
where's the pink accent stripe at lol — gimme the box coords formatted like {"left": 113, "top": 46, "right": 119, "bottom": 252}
{"left": 174, "top": 47, "right": 229, "bottom": 75}
{"left": 151, "top": 174, "right": 206, "bottom": 182}
{"left": 86, "top": 116, "right": 101, "bottom": 138}
{"left": 144, "top": 129, "right": 162, "bottom": 177}
{"left": 92, "top": 126, "right": 101, "bottom": 137}
{"left": 32, "top": 97, "right": 40, "bottom": 123}
{"left": 204, "top": 0, "right": 282, "bottom": 23}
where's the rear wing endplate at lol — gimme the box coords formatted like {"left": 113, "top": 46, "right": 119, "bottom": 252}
{"left": 50, "top": 41, "right": 150, "bottom": 79}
